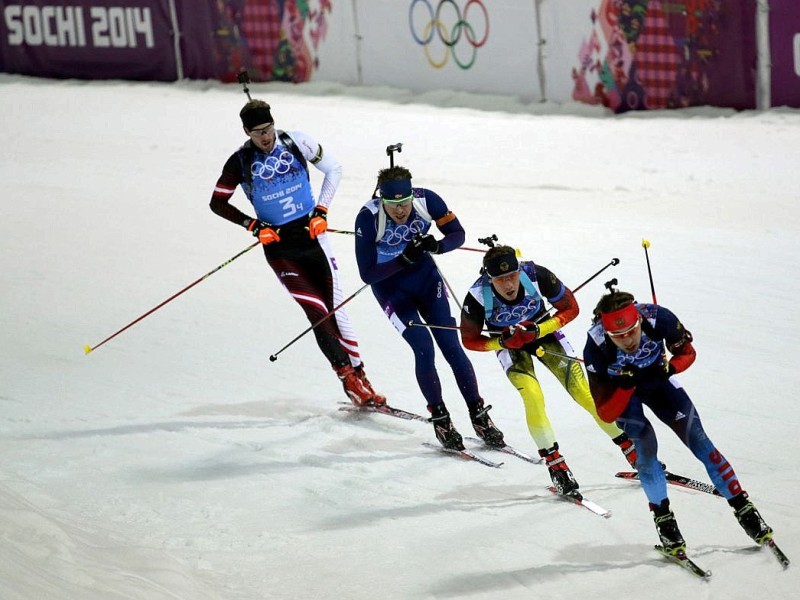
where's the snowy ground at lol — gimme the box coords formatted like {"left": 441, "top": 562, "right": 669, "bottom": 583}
{"left": 1, "top": 75, "right": 799, "bottom": 599}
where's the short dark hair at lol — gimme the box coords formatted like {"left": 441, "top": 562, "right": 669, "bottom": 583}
{"left": 377, "top": 165, "right": 412, "bottom": 184}
{"left": 483, "top": 245, "right": 516, "bottom": 265}
{"left": 593, "top": 290, "right": 635, "bottom": 321}
{"left": 240, "top": 99, "right": 270, "bottom": 118}
{"left": 239, "top": 99, "right": 273, "bottom": 129}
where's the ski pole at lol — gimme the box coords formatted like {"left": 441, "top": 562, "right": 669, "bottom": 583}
{"left": 407, "top": 320, "right": 498, "bottom": 335}
{"left": 327, "top": 228, "right": 487, "bottom": 253}
{"left": 572, "top": 257, "right": 620, "bottom": 294}
{"left": 409, "top": 256, "right": 620, "bottom": 333}
{"left": 642, "top": 239, "right": 657, "bottom": 303}
{"left": 85, "top": 241, "right": 260, "bottom": 354}
{"left": 534, "top": 347, "right": 584, "bottom": 362}
{"left": 533, "top": 257, "right": 620, "bottom": 324}
{"left": 268, "top": 284, "right": 370, "bottom": 362}
{"left": 430, "top": 255, "right": 463, "bottom": 312}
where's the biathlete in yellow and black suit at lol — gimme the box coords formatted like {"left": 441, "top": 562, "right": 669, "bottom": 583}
{"left": 459, "top": 244, "right": 637, "bottom": 496}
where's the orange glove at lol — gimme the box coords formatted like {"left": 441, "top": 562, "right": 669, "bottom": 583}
{"left": 307, "top": 206, "right": 328, "bottom": 239}
{"left": 247, "top": 219, "right": 281, "bottom": 245}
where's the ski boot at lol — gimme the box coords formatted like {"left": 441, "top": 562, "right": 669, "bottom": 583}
{"left": 730, "top": 492, "right": 773, "bottom": 544}
{"left": 651, "top": 499, "right": 686, "bottom": 556}
{"left": 469, "top": 402, "right": 505, "bottom": 448}
{"left": 335, "top": 363, "right": 378, "bottom": 407}
{"left": 613, "top": 432, "right": 638, "bottom": 468}
{"left": 540, "top": 444, "right": 579, "bottom": 496}
{"left": 429, "top": 404, "right": 465, "bottom": 450}
{"left": 353, "top": 363, "right": 386, "bottom": 405}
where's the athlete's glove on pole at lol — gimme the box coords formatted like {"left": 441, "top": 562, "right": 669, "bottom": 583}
{"left": 419, "top": 234, "right": 441, "bottom": 254}
{"left": 247, "top": 219, "right": 281, "bottom": 245}
{"left": 307, "top": 206, "right": 328, "bottom": 239}
{"left": 400, "top": 234, "right": 427, "bottom": 265}
{"left": 499, "top": 321, "right": 539, "bottom": 349}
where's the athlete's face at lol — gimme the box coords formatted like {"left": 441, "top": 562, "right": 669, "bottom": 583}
{"left": 491, "top": 271, "right": 521, "bottom": 301}
{"left": 245, "top": 122, "right": 276, "bottom": 153}
{"left": 606, "top": 318, "right": 643, "bottom": 354}
{"left": 383, "top": 197, "right": 413, "bottom": 224}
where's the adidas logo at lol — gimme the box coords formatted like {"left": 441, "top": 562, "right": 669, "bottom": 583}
{"left": 675, "top": 411, "right": 686, "bottom": 421}
{"left": 279, "top": 271, "right": 299, "bottom": 278}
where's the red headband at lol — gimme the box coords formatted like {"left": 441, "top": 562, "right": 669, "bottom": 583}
{"left": 600, "top": 303, "right": 639, "bottom": 333}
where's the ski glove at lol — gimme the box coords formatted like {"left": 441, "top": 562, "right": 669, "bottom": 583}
{"left": 500, "top": 321, "right": 539, "bottom": 350}
{"left": 400, "top": 234, "right": 427, "bottom": 265}
{"left": 617, "top": 357, "right": 674, "bottom": 388}
{"left": 419, "top": 234, "right": 441, "bottom": 254}
{"left": 247, "top": 219, "right": 281, "bottom": 245}
{"left": 307, "top": 206, "right": 328, "bottom": 239}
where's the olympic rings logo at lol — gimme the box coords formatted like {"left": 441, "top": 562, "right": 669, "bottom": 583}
{"left": 409, "top": 0, "right": 489, "bottom": 70}
{"left": 491, "top": 298, "right": 542, "bottom": 325}
{"left": 615, "top": 339, "right": 661, "bottom": 367}
{"left": 251, "top": 151, "right": 294, "bottom": 180}
{"left": 382, "top": 218, "right": 426, "bottom": 246}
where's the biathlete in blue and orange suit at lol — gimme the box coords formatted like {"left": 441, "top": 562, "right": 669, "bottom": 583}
{"left": 354, "top": 165, "right": 503, "bottom": 450}
{"left": 584, "top": 286, "right": 776, "bottom": 556}
{"left": 459, "top": 245, "right": 637, "bottom": 496}
{"left": 210, "top": 99, "right": 384, "bottom": 406}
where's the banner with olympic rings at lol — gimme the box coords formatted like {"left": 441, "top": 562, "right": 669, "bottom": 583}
{"left": 408, "top": 0, "right": 490, "bottom": 71}
{"left": 2, "top": 0, "right": 794, "bottom": 109}
{"left": 346, "top": 0, "right": 542, "bottom": 100}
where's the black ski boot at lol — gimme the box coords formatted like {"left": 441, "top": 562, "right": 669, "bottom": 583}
{"left": 469, "top": 402, "right": 505, "bottom": 448}
{"left": 730, "top": 492, "right": 773, "bottom": 544}
{"left": 651, "top": 499, "right": 686, "bottom": 556}
{"left": 540, "top": 443, "right": 579, "bottom": 496}
{"left": 429, "top": 404, "right": 464, "bottom": 451}
{"left": 612, "top": 432, "right": 638, "bottom": 468}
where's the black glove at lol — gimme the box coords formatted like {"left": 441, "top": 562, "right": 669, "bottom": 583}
{"left": 400, "top": 234, "right": 427, "bottom": 265}
{"left": 617, "top": 359, "right": 673, "bottom": 388}
{"left": 617, "top": 369, "right": 638, "bottom": 390}
{"left": 419, "top": 234, "right": 441, "bottom": 254}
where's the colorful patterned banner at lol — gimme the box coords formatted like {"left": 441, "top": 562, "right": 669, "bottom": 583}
{"left": 571, "top": 0, "right": 757, "bottom": 112}
{"left": 206, "top": 0, "right": 333, "bottom": 83}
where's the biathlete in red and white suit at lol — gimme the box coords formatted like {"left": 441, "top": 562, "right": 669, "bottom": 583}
{"left": 210, "top": 99, "right": 383, "bottom": 406}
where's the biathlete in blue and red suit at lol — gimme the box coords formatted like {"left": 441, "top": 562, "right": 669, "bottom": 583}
{"left": 583, "top": 287, "right": 776, "bottom": 555}
{"left": 210, "top": 99, "right": 384, "bottom": 406}
{"left": 354, "top": 165, "right": 503, "bottom": 450}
